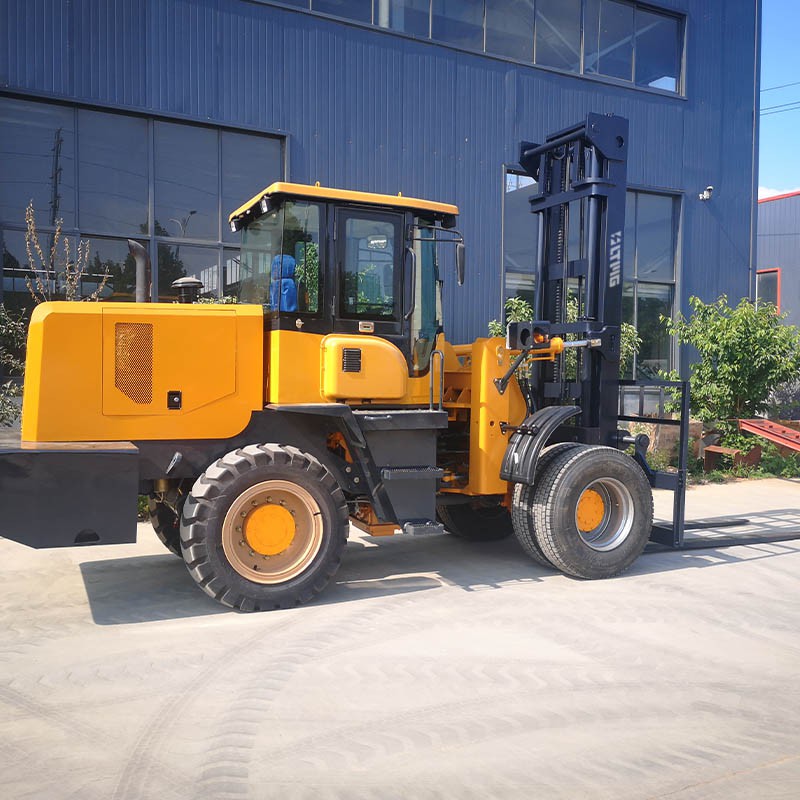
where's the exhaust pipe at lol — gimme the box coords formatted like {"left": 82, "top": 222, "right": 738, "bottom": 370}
{"left": 127, "top": 240, "right": 151, "bottom": 302}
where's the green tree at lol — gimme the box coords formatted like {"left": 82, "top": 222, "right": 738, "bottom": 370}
{"left": 662, "top": 295, "right": 800, "bottom": 428}
{"left": 488, "top": 296, "right": 533, "bottom": 337}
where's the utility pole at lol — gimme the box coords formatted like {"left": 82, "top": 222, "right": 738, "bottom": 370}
{"left": 49, "top": 128, "right": 63, "bottom": 226}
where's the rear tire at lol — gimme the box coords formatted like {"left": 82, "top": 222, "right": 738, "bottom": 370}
{"left": 436, "top": 500, "right": 513, "bottom": 541}
{"left": 180, "top": 444, "right": 349, "bottom": 611}
{"left": 148, "top": 500, "right": 181, "bottom": 557}
{"left": 147, "top": 492, "right": 187, "bottom": 557}
{"left": 531, "top": 445, "right": 653, "bottom": 579}
{"left": 511, "top": 442, "right": 583, "bottom": 568}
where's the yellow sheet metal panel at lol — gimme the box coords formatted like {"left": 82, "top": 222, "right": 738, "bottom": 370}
{"left": 229, "top": 181, "right": 459, "bottom": 222}
{"left": 321, "top": 334, "right": 408, "bottom": 401}
{"left": 266, "top": 329, "right": 325, "bottom": 404}
{"left": 466, "top": 338, "right": 527, "bottom": 495}
{"left": 22, "top": 302, "right": 264, "bottom": 442}
{"left": 101, "top": 308, "right": 237, "bottom": 416}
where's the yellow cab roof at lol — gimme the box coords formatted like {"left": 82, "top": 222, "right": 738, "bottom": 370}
{"left": 228, "top": 182, "right": 459, "bottom": 223}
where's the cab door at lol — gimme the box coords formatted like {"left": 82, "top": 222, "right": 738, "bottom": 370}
{"left": 333, "top": 206, "right": 408, "bottom": 359}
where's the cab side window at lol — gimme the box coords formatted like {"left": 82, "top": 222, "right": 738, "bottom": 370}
{"left": 277, "top": 201, "right": 322, "bottom": 314}
{"left": 340, "top": 215, "right": 399, "bottom": 319}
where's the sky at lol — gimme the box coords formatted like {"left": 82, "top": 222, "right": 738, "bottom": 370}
{"left": 758, "top": 0, "right": 800, "bottom": 198}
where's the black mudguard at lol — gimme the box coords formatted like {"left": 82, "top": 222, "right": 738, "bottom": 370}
{"left": 499, "top": 405, "right": 581, "bottom": 484}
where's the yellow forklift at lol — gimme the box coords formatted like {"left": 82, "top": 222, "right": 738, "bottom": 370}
{"left": 0, "top": 114, "right": 687, "bottom": 611}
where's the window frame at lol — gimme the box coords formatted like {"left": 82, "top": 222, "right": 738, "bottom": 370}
{"left": 264, "top": 1, "right": 685, "bottom": 97}
{"left": 622, "top": 188, "right": 681, "bottom": 377}
{"left": 500, "top": 167, "right": 539, "bottom": 316}
{"left": 277, "top": 200, "right": 326, "bottom": 317}
{"left": 756, "top": 267, "right": 781, "bottom": 313}
{"left": 0, "top": 92, "right": 285, "bottom": 309}
{"left": 335, "top": 206, "right": 404, "bottom": 325}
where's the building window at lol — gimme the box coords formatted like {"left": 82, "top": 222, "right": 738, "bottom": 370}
{"left": 375, "top": 0, "right": 431, "bottom": 36}
{"left": 622, "top": 190, "right": 679, "bottom": 377}
{"left": 312, "top": 0, "right": 373, "bottom": 24}
{"left": 0, "top": 96, "right": 283, "bottom": 312}
{"left": 77, "top": 109, "right": 149, "bottom": 236}
{"left": 534, "top": 0, "right": 582, "bottom": 72}
{"left": 634, "top": 8, "right": 681, "bottom": 91}
{"left": 756, "top": 268, "right": 780, "bottom": 311}
{"left": 486, "top": 0, "right": 534, "bottom": 61}
{"left": 0, "top": 98, "right": 76, "bottom": 229}
{"left": 284, "top": 1, "right": 683, "bottom": 94}
{"left": 584, "top": 0, "right": 634, "bottom": 81}
{"left": 501, "top": 174, "right": 680, "bottom": 376}
{"left": 432, "top": 1, "right": 485, "bottom": 51}
{"left": 502, "top": 171, "right": 538, "bottom": 309}
{"left": 154, "top": 122, "right": 220, "bottom": 243}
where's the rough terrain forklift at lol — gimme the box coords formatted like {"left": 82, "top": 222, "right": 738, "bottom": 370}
{"left": 0, "top": 114, "right": 687, "bottom": 610}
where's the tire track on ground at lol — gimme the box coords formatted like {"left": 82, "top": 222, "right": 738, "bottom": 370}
{"left": 110, "top": 615, "right": 299, "bottom": 800}
{"left": 193, "top": 589, "right": 470, "bottom": 799}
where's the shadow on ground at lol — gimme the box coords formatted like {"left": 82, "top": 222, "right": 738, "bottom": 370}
{"left": 79, "top": 509, "right": 800, "bottom": 626}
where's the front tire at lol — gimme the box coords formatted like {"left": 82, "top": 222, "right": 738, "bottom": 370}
{"left": 511, "top": 442, "right": 582, "bottom": 568}
{"left": 531, "top": 446, "right": 653, "bottom": 579}
{"left": 180, "top": 444, "right": 349, "bottom": 611}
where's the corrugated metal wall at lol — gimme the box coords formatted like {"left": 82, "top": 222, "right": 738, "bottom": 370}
{"left": 1, "top": 0, "right": 759, "bottom": 344}
{"left": 758, "top": 195, "right": 800, "bottom": 326}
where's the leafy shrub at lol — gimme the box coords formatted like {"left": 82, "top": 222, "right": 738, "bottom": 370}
{"left": 195, "top": 295, "right": 239, "bottom": 304}
{"left": 0, "top": 304, "right": 26, "bottom": 426}
{"left": 662, "top": 295, "right": 800, "bottom": 432}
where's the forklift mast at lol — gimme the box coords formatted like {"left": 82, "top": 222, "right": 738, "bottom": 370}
{"left": 516, "top": 113, "right": 628, "bottom": 447}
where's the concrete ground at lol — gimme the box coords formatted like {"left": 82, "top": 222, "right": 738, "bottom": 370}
{"left": 1, "top": 479, "right": 800, "bottom": 800}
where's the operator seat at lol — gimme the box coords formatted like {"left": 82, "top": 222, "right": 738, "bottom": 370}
{"left": 270, "top": 254, "right": 298, "bottom": 312}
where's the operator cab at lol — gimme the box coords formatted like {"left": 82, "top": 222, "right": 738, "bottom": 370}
{"left": 228, "top": 182, "right": 463, "bottom": 375}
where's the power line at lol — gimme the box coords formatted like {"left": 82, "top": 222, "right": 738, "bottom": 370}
{"left": 761, "top": 79, "right": 800, "bottom": 92}
{"left": 761, "top": 102, "right": 800, "bottom": 117}
{"left": 761, "top": 98, "right": 800, "bottom": 111}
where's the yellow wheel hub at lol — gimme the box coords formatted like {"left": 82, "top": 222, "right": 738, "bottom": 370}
{"left": 576, "top": 488, "right": 606, "bottom": 532}
{"left": 244, "top": 503, "right": 296, "bottom": 556}
{"left": 222, "top": 479, "right": 324, "bottom": 585}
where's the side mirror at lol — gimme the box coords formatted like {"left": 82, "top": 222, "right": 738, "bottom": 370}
{"left": 456, "top": 243, "right": 466, "bottom": 286}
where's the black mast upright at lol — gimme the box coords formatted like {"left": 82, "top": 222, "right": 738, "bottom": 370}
{"left": 517, "top": 113, "right": 629, "bottom": 447}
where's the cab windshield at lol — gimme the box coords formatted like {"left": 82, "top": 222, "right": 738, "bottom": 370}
{"left": 237, "top": 200, "right": 322, "bottom": 313}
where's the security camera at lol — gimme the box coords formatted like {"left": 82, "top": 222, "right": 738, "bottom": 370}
{"left": 699, "top": 186, "right": 714, "bottom": 201}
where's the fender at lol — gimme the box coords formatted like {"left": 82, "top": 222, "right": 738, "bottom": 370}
{"left": 499, "top": 405, "right": 581, "bottom": 484}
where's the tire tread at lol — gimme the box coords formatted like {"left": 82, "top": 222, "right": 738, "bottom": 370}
{"left": 180, "top": 443, "right": 348, "bottom": 611}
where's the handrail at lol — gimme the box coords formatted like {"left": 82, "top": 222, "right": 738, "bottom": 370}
{"left": 428, "top": 350, "right": 444, "bottom": 411}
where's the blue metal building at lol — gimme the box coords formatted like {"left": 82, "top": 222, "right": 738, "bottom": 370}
{"left": 1, "top": 0, "right": 761, "bottom": 375}
{"left": 758, "top": 191, "right": 800, "bottom": 327}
